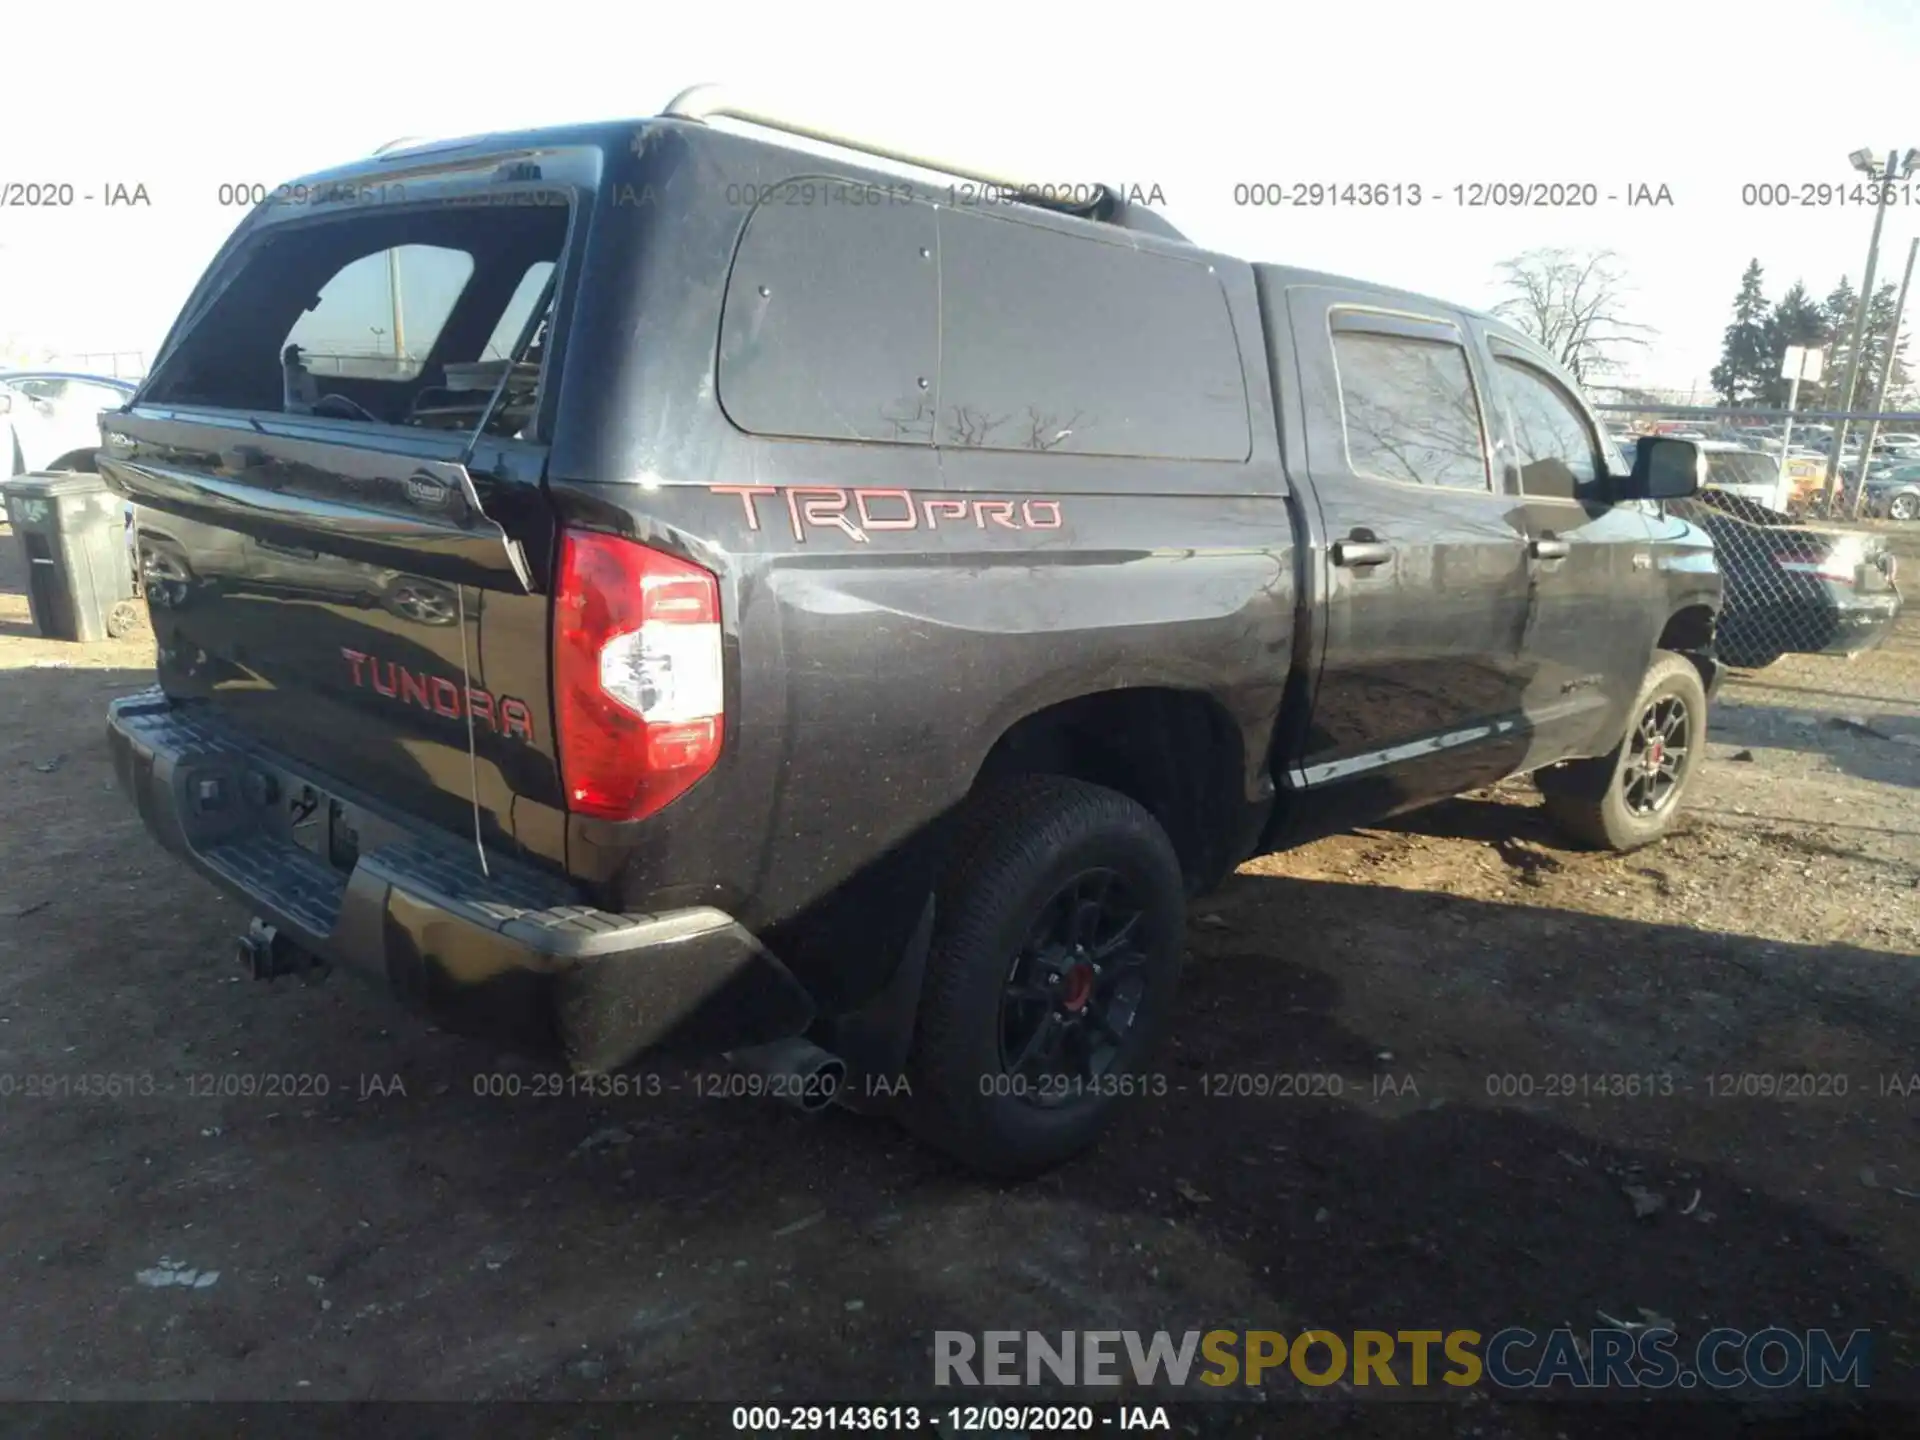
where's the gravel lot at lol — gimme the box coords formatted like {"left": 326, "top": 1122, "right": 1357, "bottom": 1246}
{"left": 0, "top": 516, "right": 1914, "bottom": 1435}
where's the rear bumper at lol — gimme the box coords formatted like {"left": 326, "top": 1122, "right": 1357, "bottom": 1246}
{"left": 106, "top": 688, "right": 814, "bottom": 1070}
{"left": 1816, "top": 594, "right": 1902, "bottom": 655}
{"left": 1718, "top": 591, "right": 1902, "bottom": 660}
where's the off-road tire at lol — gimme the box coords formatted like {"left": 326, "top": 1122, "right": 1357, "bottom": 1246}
{"left": 900, "top": 777, "right": 1186, "bottom": 1177}
{"left": 1535, "top": 650, "right": 1707, "bottom": 852}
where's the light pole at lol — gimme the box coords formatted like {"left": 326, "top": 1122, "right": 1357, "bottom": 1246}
{"left": 1851, "top": 234, "right": 1920, "bottom": 518}
{"left": 1821, "top": 146, "right": 1920, "bottom": 511}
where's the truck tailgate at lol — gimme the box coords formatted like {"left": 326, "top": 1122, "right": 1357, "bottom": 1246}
{"left": 99, "top": 410, "right": 566, "bottom": 870}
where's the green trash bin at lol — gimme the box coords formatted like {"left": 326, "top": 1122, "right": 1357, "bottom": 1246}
{"left": 1, "top": 471, "right": 140, "bottom": 642}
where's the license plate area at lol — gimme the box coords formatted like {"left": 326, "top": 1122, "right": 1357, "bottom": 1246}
{"left": 285, "top": 784, "right": 405, "bottom": 876}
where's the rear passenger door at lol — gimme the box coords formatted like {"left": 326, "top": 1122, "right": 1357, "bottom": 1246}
{"left": 1477, "top": 336, "right": 1657, "bottom": 768}
{"left": 1283, "top": 289, "right": 1534, "bottom": 822}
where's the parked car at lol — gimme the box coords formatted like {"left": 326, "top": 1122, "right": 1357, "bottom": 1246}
{"left": 1677, "top": 492, "right": 1901, "bottom": 669}
{"left": 1697, "top": 441, "right": 1794, "bottom": 511}
{"left": 95, "top": 89, "right": 1725, "bottom": 1176}
{"left": 1, "top": 371, "right": 136, "bottom": 475}
{"left": 1861, "top": 463, "right": 1920, "bottom": 520}
{"left": 1783, "top": 453, "right": 1839, "bottom": 514}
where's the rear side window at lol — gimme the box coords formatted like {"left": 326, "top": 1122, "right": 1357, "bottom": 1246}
{"left": 1494, "top": 357, "right": 1599, "bottom": 499}
{"left": 717, "top": 189, "right": 1249, "bottom": 460}
{"left": 286, "top": 244, "right": 474, "bottom": 381}
{"left": 717, "top": 188, "right": 940, "bottom": 445}
{"left": 935, "top": 207, "right": 1249, "bottom": 460}
{"left": 1331, "top": 332, "right": 1489, "bottom": 489}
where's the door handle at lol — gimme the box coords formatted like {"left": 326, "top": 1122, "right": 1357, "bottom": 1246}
{"left": 1331, "top": 539, "right": 1395, "bottom": 568}
{"left": 1530, "top": 537, "right": 1571, "bottom": 560}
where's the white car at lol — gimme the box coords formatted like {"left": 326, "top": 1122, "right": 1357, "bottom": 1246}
{"left": 1, "top": 371, "right": 137, "bottom": 475}
{"left": 1, "top": 369, "right": 142, "bottom": 590}
{"left": 1696, "top": 440, "right": 1793, "bottom": 512}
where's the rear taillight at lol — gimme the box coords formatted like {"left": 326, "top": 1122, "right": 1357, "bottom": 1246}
{"left": 553, "top": 529, "right": 723, "bottom": 821}
{"left": 1774, "top": 544, "right": 1858, "bottom": 586}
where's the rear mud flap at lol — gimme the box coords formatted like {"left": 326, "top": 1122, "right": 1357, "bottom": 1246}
{"left": 554, "top": 916, "right": 816, "bottom": 1074}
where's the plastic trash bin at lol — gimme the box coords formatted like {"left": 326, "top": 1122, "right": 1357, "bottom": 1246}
{"left": 1, "top": 471, "right": 140, "bottom": 641}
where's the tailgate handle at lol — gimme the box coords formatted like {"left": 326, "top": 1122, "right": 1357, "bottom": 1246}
{"left": 1530, "top": 537, "right": 1571, "bottom": 560}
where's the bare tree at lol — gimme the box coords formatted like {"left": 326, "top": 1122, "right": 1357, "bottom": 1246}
{"left": 1492, "top": 248, "right": 1654, "bottom": 383}
{"left": 945, "top": 406, "right": 1005, "bottom": 448}
{"left": 1023, "top": 406, "right": 1084, "bottom": 452}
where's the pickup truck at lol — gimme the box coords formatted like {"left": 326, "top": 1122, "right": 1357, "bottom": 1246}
{"left": 98, "top": 88, "right": 1724, "bottom": 1175}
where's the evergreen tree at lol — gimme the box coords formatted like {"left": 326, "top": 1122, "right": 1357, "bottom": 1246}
{"left": 1757, "top": 281, "right": 1829, "bottom": 408}
{"left": 1819, "top": 276, "right": 1861, "bottom": 408}
{"left": 1710, "top": 259, "right": 1771, "bottom": 404}
{"left": 1855, "top": 281, "right": 1911, "bottom": 403}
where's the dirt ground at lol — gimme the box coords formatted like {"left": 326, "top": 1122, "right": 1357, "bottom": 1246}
{"left": 0, "top": 516, "right": 1915, "bottom": 1435}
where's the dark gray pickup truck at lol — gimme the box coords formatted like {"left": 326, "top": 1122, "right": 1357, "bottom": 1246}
{"left": 98, "top": 88, "right": 1723, "bottom": 1174}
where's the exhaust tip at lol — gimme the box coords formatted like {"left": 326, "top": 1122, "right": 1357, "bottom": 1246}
{"left": 797, "top": 1056, "right": 847, "bottom": 1114}
{"left": 727, "top": 1038, "right": 847, "bottom": 1115}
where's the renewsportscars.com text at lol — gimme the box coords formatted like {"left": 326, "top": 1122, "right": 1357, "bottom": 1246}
{"left": 934, "top": 1328, "right": 1873, "bottom": 1392}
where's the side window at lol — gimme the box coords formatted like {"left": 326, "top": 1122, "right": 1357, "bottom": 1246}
{"left": 284, "top": 243, "right": 475, "bottom": 381}
{"left": 1330, "top": 331, "right": 1489, "bottom": 489}
{"left": 718, "top": 187, "right": 941, "bottom": 445}
{"left": 936, "top": 206, "right": 1250, "bottom": 460}
{"left": 1495, "top": 358, "right": 1600, "bottom": 500}
{"left": 717, "top": 186, "right": 1252, "bottom": 460}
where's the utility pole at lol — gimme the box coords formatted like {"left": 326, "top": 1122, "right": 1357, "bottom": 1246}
{"left": 387, "top": 248, "right": 406, "bottom": 372}
{"left": 1851, "top": 234, "right": 1919, "bottom": 519}
{"left": 1821, "top": 151, "right": 1899, "bottom": 510}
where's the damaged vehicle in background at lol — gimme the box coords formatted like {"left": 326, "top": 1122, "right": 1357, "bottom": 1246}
{"left": 1676, "top": 491, "right": 1901, "bottom": 670}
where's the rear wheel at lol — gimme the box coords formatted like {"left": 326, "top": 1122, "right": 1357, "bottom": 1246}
{"left": 1536, "top": 651, "right": 1707, "bottom": 852}
{"left": 1891, "top": 493, "right": 1919, "bottom": 522}
{"left": 901, "top": 777, "right": 1186, "bottom": 1177}
{"left": 105, "top": 600, "right": 147, "bottom": 638}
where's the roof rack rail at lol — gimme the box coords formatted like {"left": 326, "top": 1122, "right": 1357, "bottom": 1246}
{"left": 660, "top": 83, "right": 1122, "bottom": 224}
{"left": 370, "top": 134, "right": 479, "bottom": 158}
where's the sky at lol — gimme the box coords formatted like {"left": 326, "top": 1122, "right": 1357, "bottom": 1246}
{"left": 5, "top": 0, "right": 1920, "bottom": 393}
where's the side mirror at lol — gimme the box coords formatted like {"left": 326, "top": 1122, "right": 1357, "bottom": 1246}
{"left": 1618, "top": 437, "right": 1702, "bottom": 500}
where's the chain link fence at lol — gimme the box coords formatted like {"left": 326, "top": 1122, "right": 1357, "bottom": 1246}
{"left": 1595, "top": 401, "right": 1909, "bottom": 678}
{"left": 41, "top": 351, "right": 147, "bottom": 381}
